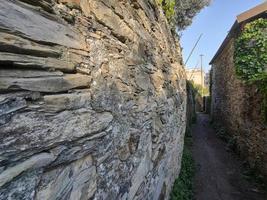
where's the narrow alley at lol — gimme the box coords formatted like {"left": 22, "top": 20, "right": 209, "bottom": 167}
{"left": 0, "top": 1, "right": 266, "bottom": 199}
{"left": 192, "top": 113, "right": 266, "bottom": 200}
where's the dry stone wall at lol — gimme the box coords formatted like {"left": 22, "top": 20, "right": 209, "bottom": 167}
{"left": 211, "top": 38, "right": 267, "bottom": 177}
{"left": 0, "top": 0, "right": 187, "bottom": 199}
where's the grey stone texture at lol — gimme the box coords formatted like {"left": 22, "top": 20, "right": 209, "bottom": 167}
{"left": 0, "top": 0, "right": 187, "bottom": 199}
{"left": 210, "top": 38, "right": 267, "bottom": 178}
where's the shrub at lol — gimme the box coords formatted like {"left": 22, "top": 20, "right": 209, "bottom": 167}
{"left": 157, "top": 0, "right": 210, "bottom": 30}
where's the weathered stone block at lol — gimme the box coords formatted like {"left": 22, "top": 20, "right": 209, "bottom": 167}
{"left": 36, "top": 155, "right": 96, "bottom": 200}
{"left": 0, "top": 0, "right": 85, "bottom": 49}
{"left": 0, "top": 74, "right": 91, "bottom": 92}
{"left": 0, "top": 52, "right": 77, "bottom": 72}
{"left": 0, "top": 153, "right": 56, "bottom": 187}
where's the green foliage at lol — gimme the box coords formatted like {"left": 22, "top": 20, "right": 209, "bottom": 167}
{"left": 157, "top": 0, "right": 176, "bottom": 22}
{"left": 234, "top": 18, "right": 267, "bottom": 121}
{"left": 156, "top": 0, "right": 210, "bottom": 30}
{"left": 170, "top": 138, "right": 195, "bottom": 200}
{"left": 192, "top": 83, "right": 209, "bottom": 96}
{"left": 174, "top": 0, "right": 210, "bottom": 30}
{"left": 234, "top": 18, "right": 267, "bottom": 85}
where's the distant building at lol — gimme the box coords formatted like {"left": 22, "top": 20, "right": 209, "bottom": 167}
{"left": 186, "top": 69, "right": 205, "bottom": 86}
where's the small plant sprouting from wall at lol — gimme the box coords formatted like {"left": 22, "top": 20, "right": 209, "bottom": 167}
{"left": 156, "top": 0, "right": 176, "bottom": 22}
{"left": 234, "top": 18, "right": 267, "bottom": 122}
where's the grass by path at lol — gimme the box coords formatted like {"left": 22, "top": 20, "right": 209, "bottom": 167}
{"left": 170, "top": 137, "right": 195, "bottom": 200}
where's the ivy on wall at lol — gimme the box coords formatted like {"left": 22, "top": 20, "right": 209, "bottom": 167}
{"left": 234, "top": 18, "right": 267, "bottom": 121}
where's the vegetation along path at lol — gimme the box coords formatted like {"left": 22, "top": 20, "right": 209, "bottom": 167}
{"left": 192, "top": 113, "right": 266, "bottom": 200}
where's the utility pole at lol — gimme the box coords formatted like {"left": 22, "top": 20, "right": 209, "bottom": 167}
{"left": 200, "top": 54, "right": 204, "bottom": 97}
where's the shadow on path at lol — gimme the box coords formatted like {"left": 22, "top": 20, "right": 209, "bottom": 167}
{"left": 192, "top": 113, "right": 266, "bottom": 200}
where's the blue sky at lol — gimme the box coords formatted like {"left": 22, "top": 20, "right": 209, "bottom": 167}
{"left": 180, "top": 0, "right": 264, "bottom": 72}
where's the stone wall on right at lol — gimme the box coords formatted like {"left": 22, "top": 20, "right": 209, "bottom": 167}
{"left": 210, "top": 38, "right": 267, "bottom": 177}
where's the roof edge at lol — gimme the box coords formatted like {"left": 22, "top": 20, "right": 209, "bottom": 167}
{"left": 237, "top": 2, "right": 267, "bottom": 23}
{"left": 209, "top": 2, "right": 267, "bottom": 65}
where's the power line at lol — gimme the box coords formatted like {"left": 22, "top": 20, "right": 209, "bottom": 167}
{"left": 184, "top": 33, "right": 203, "bottom": 66}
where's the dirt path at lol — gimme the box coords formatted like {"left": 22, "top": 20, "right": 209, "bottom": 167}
{"left": 192, "top": 113, "right": 266, "bottom": 200}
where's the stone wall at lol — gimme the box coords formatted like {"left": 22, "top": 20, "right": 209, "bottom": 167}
{"left": 186, "top": 81, "right": 196, "bottom": 130}
{"left": 211, "top": 38, "right": 267, "bottom": 177}
{"left": 0, "top": 0, "right": 187, "bottom": 199}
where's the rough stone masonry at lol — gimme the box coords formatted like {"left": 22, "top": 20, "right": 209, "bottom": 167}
{"left": 0, "top": 0, "right": 187, "bottom": 199}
